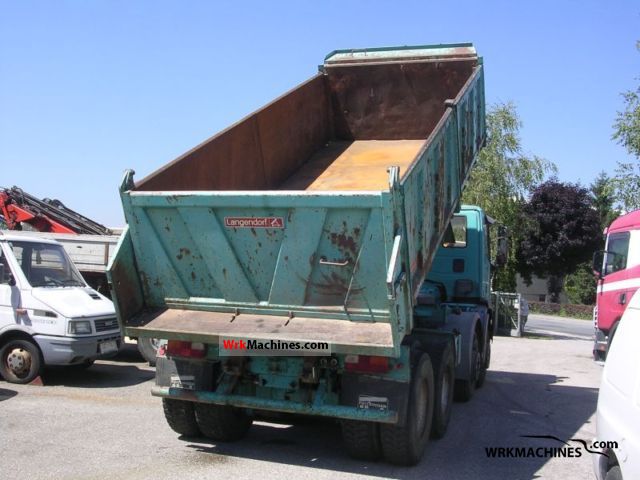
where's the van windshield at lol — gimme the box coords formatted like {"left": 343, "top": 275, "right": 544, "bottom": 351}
{"left": 8, "top": 241, "right": 86, "bottom": 288}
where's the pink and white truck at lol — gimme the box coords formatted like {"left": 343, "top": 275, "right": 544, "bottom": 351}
{"left": 593, "top": 209, "right": 640, "bottom": 360}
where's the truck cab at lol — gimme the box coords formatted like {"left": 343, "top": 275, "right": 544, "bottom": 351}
{"left": 415, "top": 206, "right": 503, "bottom": 397}
{"left": 0, "top": 233, "right": 120, "bottom": 383}
{"left": 593, "top": 210, "right": 640, "bottom": 360}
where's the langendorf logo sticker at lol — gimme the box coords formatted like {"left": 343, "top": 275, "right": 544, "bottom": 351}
{"left": 224, "top": 217, "right": 285, "bottom": 229}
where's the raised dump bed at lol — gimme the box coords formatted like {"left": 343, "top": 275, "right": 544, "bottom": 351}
{"left": 109, "top": 44, "right": 485, "bottom": 357}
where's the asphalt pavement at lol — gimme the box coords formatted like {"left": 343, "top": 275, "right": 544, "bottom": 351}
{"left": 526, "top": 313, "right": 594, "bottom": 340}
{"left": 0, "top": 331, "right": 602, "bottom": 480}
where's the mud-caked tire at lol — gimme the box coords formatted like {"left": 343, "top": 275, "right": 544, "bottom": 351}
{"left": 162, "top": 399, "right": 200, "bottom": 436}
{"left": 455, "top": 332, "right": 480, "bottom": 402}
{"left": 476, "top": 337, "right": 491, "bottom": 389}
{"left": 194, "top": 403, "right": 252, "bottom": 441}
{"left": 341, "top": 420, "right": 382, "bottom": 461}
{"left": 431, "top": 341, "right": 455, "bottom": 439}
{"left": 380, "top": 353, "right": 434, "bottom": 466}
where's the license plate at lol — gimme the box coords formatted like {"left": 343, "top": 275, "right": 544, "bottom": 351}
{"left": 99, "top": 340, "right": 118, "bottom": 355}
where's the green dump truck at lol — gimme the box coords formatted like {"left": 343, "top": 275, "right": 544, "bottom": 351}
{"left": 108, "top": 44, "right": 501, "bottom": 465}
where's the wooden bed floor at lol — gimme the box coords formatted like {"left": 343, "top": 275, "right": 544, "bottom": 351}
{"left": 280, "top": 139, "right": 425, "bottom": 191}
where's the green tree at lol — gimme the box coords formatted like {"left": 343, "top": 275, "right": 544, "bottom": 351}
{"left": 611, "top": 41, "right": 640, "bottom": 212}
{"left": 462, "top": 101, "right": 556, "bottom": 291}
{"left": 612, "top": 162, "right": 640, "bottom": 212}
{"left": 590, "top": 171, "right": 620, "bottom": 233}
{"left": 564, "top": 262, "right": 597, "bottom": 305}
{"left": 560, "top": 173, "right": 619, "bottom": 306}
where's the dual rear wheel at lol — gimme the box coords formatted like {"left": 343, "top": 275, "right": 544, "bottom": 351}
{"left": 162, "top": 398, "right": 253, "bottom": 441}
{"left": 342, "top": 345, "right": 455, "bottom": 466}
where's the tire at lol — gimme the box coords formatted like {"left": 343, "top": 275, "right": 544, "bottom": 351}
{"left": 137, "top": 337, "right": 159, "bottom": 366}
{"left": 162, "top": 398, "right": 200, "bottom": 436}
{"left": 431, "top": 341, "right": 455, "bottom": 439}
{"left": 194, "top": 403, "right": 252, "bottom": 441}
{"left": 476, "top": 338, "right": 491, "bottom": 389}
{"left": 341, "top": 420, "right": 382, "bottom": 461}
{"left": 0, "top": 338, "right": 43, "bottom": 384}
{"left": 380, "top": 353, "right": 434, "bottom": 466}
{"left": 455, "top": 332, "right": 480, "bottom": 402}
{"left": 605, "top": 466, "right": 622, "bottom": 480}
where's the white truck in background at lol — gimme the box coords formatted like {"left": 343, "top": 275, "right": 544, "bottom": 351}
{"left": 0, "top": 186, "right": 158, "bottom": 364}
{"left": 2, "top": 230, "right": 160, "bottom": 366}
{"left": 0, "top": 232, "right": 121, "bottom": 383}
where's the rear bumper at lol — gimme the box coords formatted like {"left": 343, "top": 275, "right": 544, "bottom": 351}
{"left": 152, "top": 385, "right": 399, "bottom": 423}
{"left": 153, "top": 356, "right": 406, "bottom": 424}
{"left": 35, "top": 333, "right": 122, "bottom": 365}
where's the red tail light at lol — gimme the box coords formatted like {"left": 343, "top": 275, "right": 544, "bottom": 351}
{"left": 344, "top": 355, "right": 390, "bottom": 373}
{"left": 166, "top": 340, "right": 206, "bottom": 358}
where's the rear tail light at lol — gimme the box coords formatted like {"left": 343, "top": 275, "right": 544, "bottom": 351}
{"left": 166, "top": 340, "right": 207, "bottom": 358}
{"left": 344, "top": 354, "right": 390, "bottom": 373}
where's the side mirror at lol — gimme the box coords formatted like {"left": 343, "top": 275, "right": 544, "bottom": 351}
{"left": 495, "top": 226, "right": 509, "bottom": 267}
{"left": 592, "top": 251, "right": 604, "bottom": 279}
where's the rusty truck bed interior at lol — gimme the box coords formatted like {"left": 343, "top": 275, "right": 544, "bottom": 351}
{"left": 134, "top": 59, "right": 476, "bottom": 192}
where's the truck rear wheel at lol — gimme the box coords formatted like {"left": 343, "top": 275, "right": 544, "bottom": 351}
{"left": 476, "top": 338, "right": 491, "bottom": 388}
{"left": 380, "top": 353, "right": 434, "bottom": 466}
{"left": 0, "top": 338, "right": 43, "bottom": 384}
{"left": 455, "top": 332, "right": 480, "bottom": 402}
{"left": 431, "top": 342, "right": 455, "bottom": 439}
{"left": 162, "top": 399, "right": 200, "bottom": 436}
{"left": 341, "top": 420, "right": 382, "bottom": 461}
{"left": 194, "top": 403, "right": 252, "bottom": 441}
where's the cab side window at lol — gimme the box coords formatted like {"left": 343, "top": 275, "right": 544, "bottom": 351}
{"left": 605, "top": 232, "right": 630, "bottom": 275}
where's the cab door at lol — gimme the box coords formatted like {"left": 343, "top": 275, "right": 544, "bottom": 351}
{"left": 0, "top": 244, "right": 21, "bottom": 328}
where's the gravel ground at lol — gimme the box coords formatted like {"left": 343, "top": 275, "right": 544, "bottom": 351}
{"left": 0, "top": 330, "right": 602, "bottom": 480}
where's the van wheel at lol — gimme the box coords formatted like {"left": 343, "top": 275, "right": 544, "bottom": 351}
{"left": 137, "top": 337, "right": 159, "bottom": 366}
{"left": 431, "top": 341, "right": 455, "bottom": 439}
{"left": 341, "top": 420, "right": 382, "bottom": 461}
{"left": 0, "top": 338, "right": 43, "bottom": 384}
{"left": 162, "top": 399, "right": 200, "bottom": 436}
{"left": 455, "top": 332, "right": 480, "bottom": 402}
{"left": 605, "top": 466, "right": 622, "bottom": 480}
{"left": 194, "top": 403, "right": 252, "bottom": 441}
{"left": 380, "top": 353, "right": 434, "bottom": 466}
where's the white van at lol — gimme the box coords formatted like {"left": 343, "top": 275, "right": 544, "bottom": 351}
{"left": 0, "top": 233, "right": 120, "bottom": 384}
{"left": 593, "top": 290, "right": 640, "bottom": 480}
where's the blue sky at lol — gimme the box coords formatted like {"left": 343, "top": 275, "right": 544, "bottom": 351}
{"left": 1, "top": 1, "right": 638, "bottom": 226}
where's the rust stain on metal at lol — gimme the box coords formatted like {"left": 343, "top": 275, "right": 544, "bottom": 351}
{"left": 330, "top": 232, "right": 357, "bottom": 255}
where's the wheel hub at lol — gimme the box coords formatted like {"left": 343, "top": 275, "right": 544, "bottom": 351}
{"left": 7, "top": 347, "right": 32, "bottom": 375}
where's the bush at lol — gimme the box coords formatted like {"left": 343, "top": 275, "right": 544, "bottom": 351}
{"left": 528, "top": 301, "right": 593, "bottom": 320}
